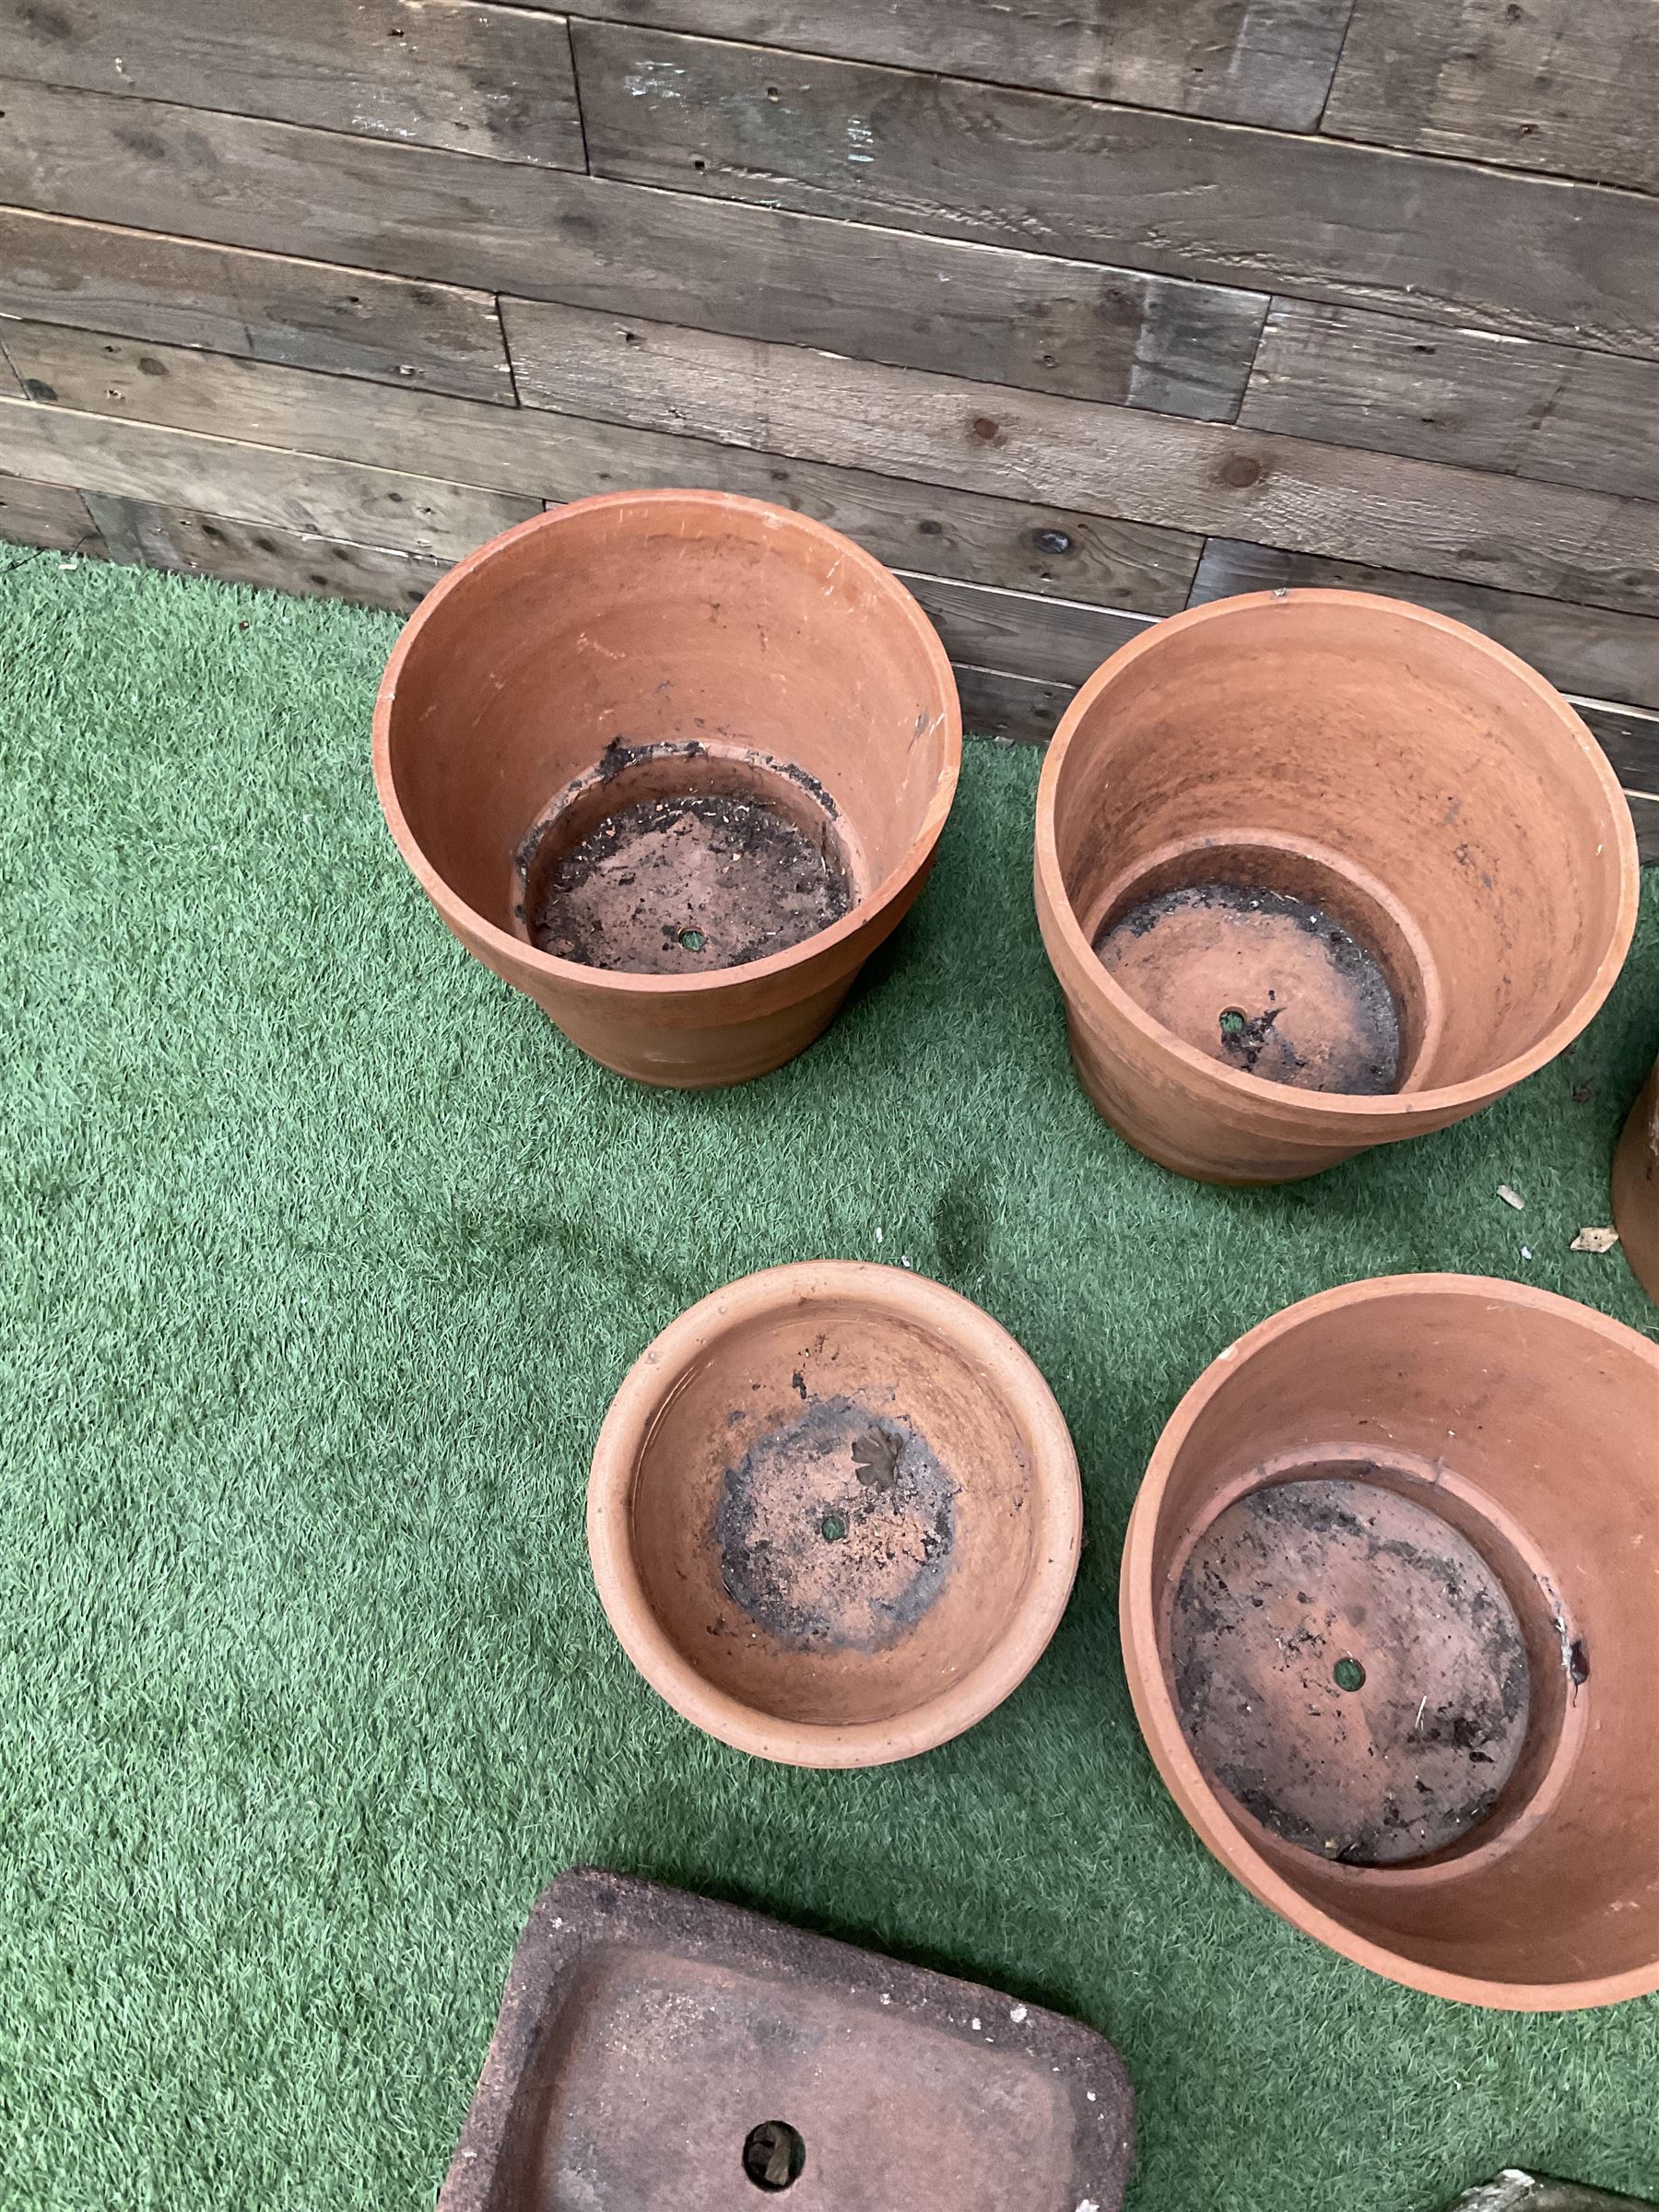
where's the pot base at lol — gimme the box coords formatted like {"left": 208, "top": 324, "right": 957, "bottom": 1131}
{"left": 1095, "top": 877, "right": 1404, "bottom": 1095}
{"left": 1170, "top": 1473, "right": 1532, "bottom": 1865}
{"left": 519, "top": 742, "right": 854, "bottom": 975}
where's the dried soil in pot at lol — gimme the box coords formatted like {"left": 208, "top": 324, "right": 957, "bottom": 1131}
{"left": 1121, "top": 1276, "right": 1659, "bottom": 2008}
{"left": 586, "top": 1262, "right": 1082, "bottom": 1768}
{"left": 373, "top": 492, "right": 959, "bottom": 1088}
{"left": 1035, "top": 592, "right": 1638, "bottom": 1182}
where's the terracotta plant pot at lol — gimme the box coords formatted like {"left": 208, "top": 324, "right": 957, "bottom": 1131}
{"left": 1121, "top": 1275, "right": 1659, "bottom": 2009}
{"left": 1612, "top": 1054, "right": 1659, "bottom": 1305}
{"left": 374, "top": 491, "right": 959, "bottom": 1088}
{"left": 588, "top": 1262, "right": 1081, "bottom": 1767}
{"left": 1035, "top": 592, "right": 1638, "bottom": 1182}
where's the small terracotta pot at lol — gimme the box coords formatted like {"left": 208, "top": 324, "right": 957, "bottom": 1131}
{"left": 588, "top": 1262, "right": 1082, "bottom": 1768}
{"left": 1035, "top": 593, "right": 1638, "bottom": 1182}
{"left": 374, "top": 492, "right": 959, "bottom": 1088}
{"left": 1612, "top": 1054, "right": 1659, "bottom": 1305}
{"left": 1121, "top": 1275, "right": 1659, "bottom": 2009}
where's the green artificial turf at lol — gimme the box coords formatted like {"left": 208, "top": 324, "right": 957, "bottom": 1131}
{"left": 3, "top": 543, "right": 1657, "bottom": 2212}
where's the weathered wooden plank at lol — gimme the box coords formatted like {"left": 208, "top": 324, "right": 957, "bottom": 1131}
{"left": 0, "top": 474, "right": 104, "bottom": 556}
{"left": 1628, "top": 794, "right": 1659, "bottom": 864}
{"left": 500, "top": 297, "right": 1659, "bottom": 621}
{"left": 571, "top": 22, "right": 1659, "bottom": 358}
{"left": 0, "top": 0, "right": 583, "bottom": 170}
{"left": 0, "top": 80, "right": 1265, "bottom": 421}
{"left": 80, "top": 492, "right": 451, "bottom": 610}
{"left": 0, "top": 396, "right": 538, "bottom": 557}
{"left": 901, "top": 572, "right": 1147, "bottom": 688}
{"left": 1, "top": 323, "right": 1202, "bottom": 612}
{"left": 1323, "top": 0, "right": 1659, "bottom": 194}
{"left": 555, "top": 0, "right": 1357, "bottom": 130}
{"left": 1187, "top": 541, "right": 1659, "bottom": 712}
{"left": 1574, "top": 701, "right": 1659, "bottom": 802}
{"left": 1240, "top": 300, "right": 1659, "bottom": 506}
{"left": 954, "top": 664, "right": 1078, "bottom": 746}
{"left": 0, "top": 207, "right": 513, "bottom": 404}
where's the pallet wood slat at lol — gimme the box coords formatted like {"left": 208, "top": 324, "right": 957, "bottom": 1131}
{"left": 540, "top": 0, "right": 1358, "bottom": 129}
{"left": 80, "top": 491, "right": 451, "bottom": 610}
{"left": 1188, "top": 541, "right": 1659, "bottom": 713}
{"left": 1574, "top": 702, "right": 1659, "bottom": 802}
{"left": 571, "top": 22, "right": 1659, "bottom": 358}
{"left": 0, "top": 322, "right": 1204, "bottom": 613}
{"left": 500, "top": 296, "right": 1659, "bottom": 620}
{"left": 0, "top": 207, "right": 514, "bottom": 404}
{"left": 900, "top": 572, "right": 1148, "bottom": 687}
{"left": 952, "top": 663, "right": 1080, "bottom": 746}
{"left": 0, "top": 396, "right": 539, "bottom": 557}
{"left": 1323, "top": 0, "right": 1659, "bottom": 195}
{"left": 0, "top": 78, "right": 1265, "bottom": 419}
{"left": 0, "top": 475, "right": 104, "bottom": 556}
{"left": 0, "top": 0, "right": 585, "bottom": 171}
{"left": 1240, "top": 300, "right": 1659, "bottom": 505}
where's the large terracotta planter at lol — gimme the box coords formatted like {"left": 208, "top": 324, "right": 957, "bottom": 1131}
{"left": 1035, "top": 593, "right": 1638, "bottom": 1182}
{"left": 374, "top": 492, "right": 959, "bottom": 1087}
{"left": 1121, "top": 1275, "right": 1659, "bottom": 2009}
{"left": 588, "top": 1262, "right": 1082, "bottom": 1768}
{"left": 1612, "top": 1054, "right": 1659, "bottom": 1304}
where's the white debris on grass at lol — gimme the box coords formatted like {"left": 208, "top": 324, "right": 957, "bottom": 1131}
{"left": 1571, "top": 1226, "right": 1620, "bottom": 1253}
{"left": 1498, "top": 1184, "right": 1524, "bottom": 1210}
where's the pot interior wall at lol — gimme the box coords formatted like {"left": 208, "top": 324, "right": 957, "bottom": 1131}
{"left": 1151, "top": 1288, "right": 1659, "bottom": 1993}
{"left": 626, "top": 1297, "right": 1045, "bottom": 1728}
{"left": 1053, "top": 598, "right": 1629, "bottom": 1091}
{"left": 384, "top": 502, "right": 953, "bottom": 947}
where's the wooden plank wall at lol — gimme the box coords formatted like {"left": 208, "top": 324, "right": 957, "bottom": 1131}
{"left": 0, "top": 0, "right": 1654, "bottom": 856}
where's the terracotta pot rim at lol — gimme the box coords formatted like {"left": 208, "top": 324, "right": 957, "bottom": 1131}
{"left": 372, "top": 490, "right": 961, "bottom": 1003}
{"left": 1120, "top": 1270, "right": 1659, "bottom": 2010}
{"left": 1035, "top": 590, "right": 1640, "bottom": 1123}
{"left": 588, "top": 1260, "right": 1083, "bottom": 1769}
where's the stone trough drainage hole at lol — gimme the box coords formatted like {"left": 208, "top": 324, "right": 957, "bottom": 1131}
{"left": 743, "top": 2120, "right": 806, "bottom": 2191}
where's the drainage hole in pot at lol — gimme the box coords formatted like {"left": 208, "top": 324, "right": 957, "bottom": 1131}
{"left": 1333, "top": 1655, "right": 1366, "bottom": 1692}
{"left": 525, "top": 778, "right": 853, "bottom": 976}
{"left": 820, "top": 1513, "right": 846, "bottom": 1542}
{"left": 1095, "top": 879, "right": 1404, "bottom": 1096}
{"left": 743, "top": 2121, "right": 806, "bottom": 2191}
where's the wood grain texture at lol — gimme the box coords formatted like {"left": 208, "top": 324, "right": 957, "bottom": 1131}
{"left": 0, "top": 80, "right": 1265, "bottom": 419}
{"left": 0, "top": 473, "right": 103, "bottom": 554}
{"left": 0, "top": 396, "right": 538, "bottom": 555}
{"left": 900, "top": 571, "right": 1147, "bottom": 686}
{"left": 1188, "top": 541, "right": 1659, "bottom": 712}
{"left": 0, "top": 0, "right": 584, "bottom": 170}
{"left": 500, "top": 297, "right": 1659, "bottom": 619}
{"left": 553, "top": 0, "right": 1358, "bottom": 129}
{"left": 1575, "top": 701, "right": 1659, "bottom": 800}
{"left": 571, "top": 23, "right": 1659, "bottom": 357}
{"left": 0, "top": 206, "right": 513, "bottom": 402}
{"left": 1324, "top": 0, "right": 1659, "bottom": 194}
{"left": 81, "top": 491, "right": 451, "bottom": 608}
{"left": 1240, "top": 300, "right": 1659, "bottom": 505}
{"left": 2, "top": 322, "right": 1203, "bottom": 611}
{"left": 953, "top": 664, "right": 1079, "bottom": 745}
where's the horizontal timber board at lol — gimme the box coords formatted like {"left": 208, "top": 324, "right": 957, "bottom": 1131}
{"left": 899, "top": 572, "right": 1147, "bottom": 687}
{"left": 1574, "top": 702, "right": 1659, "bottom": 797}
{"left": 551, "top": 0, "right": 1357, "bottom": 128}
{"left": 499, "top": 297, "right": 1659, "bottom": 619}
{"left": 953, "top": 664, "right": 1079, "bottom": 746}
{"left": 571, "top": 22, "right": 1659, "bottom": 359}
{"left": 1324, "top": 0, "right": 1659, "bottom": 195}
{"left": 0, "top": 0, "right": 584, "bottom": 170}
{"left": 0, "top": 475, "right": 103, "bottom": 555}
{"left": 1240, "top": 300, "right": 1659, "bottom": 506}
{"left": 0, "top": 78, "right": 1264, "bottom": 419}
{"left": 1188, "top": 541, "right": 1659, "bottom": 712}
{"left": 81, "top": 491, "right": 450, "bottom": 610}
{"left": 0, "top": 398, "right": 539, "bottom": 556}
{"left": 0, "top": 207, "right": 513, "bottom": 404}
{"left": 0, "top": 324, "right": 1201, "bottom": 612}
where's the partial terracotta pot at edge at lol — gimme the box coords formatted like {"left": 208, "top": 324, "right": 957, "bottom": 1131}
{"left": 374, "top": 492, "right": 960, "bottom": 1087}
{"left": 588, "top": 1262, "right": 1082, "bottom": 1768}
{"left": 1035, "top": 593, "right": 1639, "bottom": 1182}
{"left": 1612, "top": 1054, "right": 1659, "bottom": 1304}
{"left": 1121, "top": 1275, "right": 1659, "bottom": 2008}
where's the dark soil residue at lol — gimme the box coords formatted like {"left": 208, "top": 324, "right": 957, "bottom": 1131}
{"left": 530, "top": 791, "right": 853, "bottom": 974}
